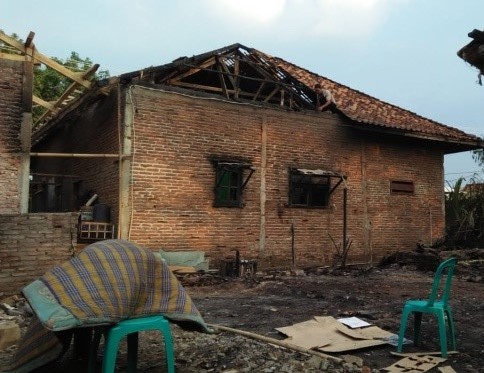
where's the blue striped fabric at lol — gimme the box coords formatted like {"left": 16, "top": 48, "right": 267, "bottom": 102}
{"left": 4, "top": 240, "right": 210, "bottom": 373}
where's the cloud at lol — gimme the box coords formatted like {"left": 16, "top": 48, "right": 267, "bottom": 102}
{"left": 212, "top": 0, "right": 286, "bottom": 23}
{"left": 208, "top": 0, "right": 406, "bottom": 39}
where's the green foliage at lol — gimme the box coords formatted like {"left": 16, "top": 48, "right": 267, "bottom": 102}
{"left": 445, "top": 177, "right": 484, "bottom": 247}
{"left": 472, "top": 148, "right": 484, "bottom": 169}
{"left": 33, "top": 51, "right": 109, "bottom": 100}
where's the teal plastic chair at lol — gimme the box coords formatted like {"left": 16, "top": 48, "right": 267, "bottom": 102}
{"left": 88, "top": 315, "right": 175, "bottom": 373}
{"left": 397, "top": 257, "right": 457, "bottom": 357}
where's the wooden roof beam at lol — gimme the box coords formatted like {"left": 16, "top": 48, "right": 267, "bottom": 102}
{"left": 33, "top": 96, "right": 57, "bottom": 111}
{"left": 34, "top": 63, "right": 99, "bottom": 128}
{"left": 0, "top": 31, "right": 94, "bottom": 89}
{"left": 168, "top": 56, "right": 216, "bottom": 83}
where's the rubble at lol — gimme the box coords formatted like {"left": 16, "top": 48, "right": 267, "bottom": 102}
{"left": 0, "top": 257, "right": 482, "bottom": 372}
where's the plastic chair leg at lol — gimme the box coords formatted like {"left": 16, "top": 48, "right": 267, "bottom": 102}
{"left": 159, "top": 324, "right": 175, "bottom": 373}
{"left": 89, "top": 317, "right": 175, "bottom": 373}
{"left": 102, "top": 328, "right": 125, "bottom": 373}
{"left": 88, "top": 329, "right": 103, "bottom": 373}
{"left": 437, "top": 310, "right": 448, "bottom": 357}
{"left": 413, "top": 311, "right": 423, "bottom": 346}
{"left": 445, "top": 309, "right": 456, "bottom": 351}
{"left": 126, "top": 332, "right": 139, "bottom": 373}
{"left": 397, "top": 307, "right": 412, "bottom": 352}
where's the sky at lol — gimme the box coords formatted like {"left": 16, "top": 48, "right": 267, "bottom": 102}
{"left": 1, "top": 0, "right": 483, "bottom": 186}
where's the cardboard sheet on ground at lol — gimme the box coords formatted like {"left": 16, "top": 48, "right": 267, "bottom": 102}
{"left": 275, "top": 319, "right": 331, "bottom": 349}
{"left": 382, "top": 355, "right": 446, "bottom": 373}
{"left": 276, "top": 316, "right": 395, "bottom": 353}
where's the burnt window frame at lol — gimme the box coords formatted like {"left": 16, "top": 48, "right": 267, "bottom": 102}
{"left": 214, "top": 161, "right": 254, "bottom": 208}
{"left": 288, "top": 168, "right": 332, "bottom": 208}
{"left": 390, "top": 180, "right": 415, "bottom": 195}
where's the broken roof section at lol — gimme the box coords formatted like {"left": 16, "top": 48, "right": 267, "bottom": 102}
{"left": 457, "top": 29, "right": 484, "bottom": 81}
{"left": 0, "top": 30, "right": 99, "bottom": 131}
{"left": 37, "top": 43, "right": 482, "bottom": 152}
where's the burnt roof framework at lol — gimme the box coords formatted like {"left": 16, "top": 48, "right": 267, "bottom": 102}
{"left": 32, "top": 42, "right": 483, "bottom": 153}
{"left": 120, "top": 43, "right": 318, "bottom": 112}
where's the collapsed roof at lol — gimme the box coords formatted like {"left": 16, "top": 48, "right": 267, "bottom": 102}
{"left": 36, "top": 43, "right": 482, "bottom": 152}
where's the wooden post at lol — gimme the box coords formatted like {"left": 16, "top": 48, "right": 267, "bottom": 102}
{"left": 19, "top": 48, "right": 33, "bottom": 213}
{"left": 259, "top": 115, "right": 267, "bottom": 255}
{"left": 119, "top": 85, "right": 133, "bottom": 239}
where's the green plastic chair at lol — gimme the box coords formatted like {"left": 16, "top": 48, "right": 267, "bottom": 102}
{"left": 88, "top": 315, "right": 175, "bottom": 373}
{"left": 397, "top": 257, "right": 457, "bottom": 357}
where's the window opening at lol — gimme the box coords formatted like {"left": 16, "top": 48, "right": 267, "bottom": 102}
{"left": 391, "top": 180, "right": 415, "bottom": 194}
{"left": 214, "top": 161, "right": 254, "bottom": 207}
{"left": 289, "top": 169, "right": 331, "bottom": 208}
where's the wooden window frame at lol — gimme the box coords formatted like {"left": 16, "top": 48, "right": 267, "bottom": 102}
{"left": 214, "top": 162, "right": 254, "bottom": 208}
{"left": 390, "top": 180, "right": 415, "bottom": 194}
{"left": 288, "top": 169, "right": 331, "bottom": 208}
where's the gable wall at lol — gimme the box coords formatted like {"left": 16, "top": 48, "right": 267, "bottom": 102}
{"left": 124, "top": 86, "right": 445, "bottom": 268}
{"left": 0, "top": 59, "right": 23, "bottom": 213}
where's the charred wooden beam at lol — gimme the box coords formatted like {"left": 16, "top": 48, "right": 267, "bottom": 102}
{"left": 168, "top": 56, "right": 216, "bottom": 84}
{"left": 216, "top": 57, "right": 230, "bottom": 99}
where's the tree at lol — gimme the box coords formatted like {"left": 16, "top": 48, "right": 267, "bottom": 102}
{"left": 445, "top": 177, "right": 484, "bottom": 247}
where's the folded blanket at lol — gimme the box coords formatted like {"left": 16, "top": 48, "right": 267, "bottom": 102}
{"left": 4, "top": 239, "right": 210, "bottom": 373}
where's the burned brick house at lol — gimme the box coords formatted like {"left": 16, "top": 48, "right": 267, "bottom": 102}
{"left": 29, "top": 43, "right": 482, "bottom": 269}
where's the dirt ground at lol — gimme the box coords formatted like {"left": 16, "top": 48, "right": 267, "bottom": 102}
{"left": 1, "top": 252, "right": 483, "bottom": 372}
{"left": 183, "top": 262, "right": 484, "bottom": 372}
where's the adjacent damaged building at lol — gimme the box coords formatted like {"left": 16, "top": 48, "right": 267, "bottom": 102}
{"left": 28, "top": 43, "right": 483, "bottom": 269}
{"left": 458, "top": 28, "right": 484, "bottom": 84}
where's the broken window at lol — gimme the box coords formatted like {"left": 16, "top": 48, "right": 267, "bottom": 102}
{"left": 289, "top": 168, "right": 331, "bottom": 208}
{"left": 214, "top": 161, "right": 254, "bottom": 207}
{"left": 390, "top": 180, "right": 415, "bottom": 194}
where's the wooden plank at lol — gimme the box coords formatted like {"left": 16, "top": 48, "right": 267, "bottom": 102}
{"left": 208, "top": 323, "right": 343, "bottom": 363}
{"left": 33, "top": 95, "right": 57, "bottom": 111}
{"left": 253, "top": 82, "right": 266, "bottom": 101}
{"left": 24, "top": 31, "right": 35, "bottom": 48}
{"left": 0, "top": 31, "right": 25, "bottom": 51}
{"left": 170, "top": 81, "right": 225, "bottom": 93}
{"left": 0, "top": 30, "right": 94, "bottom": 88}
{"left": 264, "top": 86, "right": 280, "bottom": 102}
{"left": 30, "top": 152, "right": 119, "bottom": 158}
{"left": 216, "top": 58, "right": 230, "bottom": 98}
{"left": 34, "top": 63, "right": 99, "bottom": 125}
{"left": 169, "top": 56, "right": 216, "bottom": 83}
{"left": 219, "top": 57, "right": 237, "bottom": 89}
{"left": 0, "top": 52, "right": 29, "bottom": 62}
{"left": 30, "top": 50, "right": 93, "bottom": 89}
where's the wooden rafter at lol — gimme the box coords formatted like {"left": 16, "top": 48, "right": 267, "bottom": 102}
{"left": 1, "top": 30, "right": 100, "bottom": 131}
{"left": 167, "top": 56, "right": 217, "bottom": 84}
{"left": 216, "top": 57, "right": 230, "bottom": 99}
{"left": 0, "top": 32, "right": 94, "bottom": 89}
{"left": 142, "top": 45, "right": 316, "bottom": 111}
{"left": 34, "top": 63, "right": 99, "bottom": 128}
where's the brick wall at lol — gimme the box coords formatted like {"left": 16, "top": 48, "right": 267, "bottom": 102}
{"left": 0, "top": 59, "right": 23, "bottom": 213}
{"left": 125, "top": 86, "right": 445, "bottom": 268}
{"left": 27, "top": 84, "right": 445, "bottom": 270}
{"left": 0, "top": 213, "right": 78, "bottom": 296}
